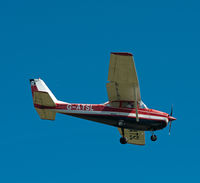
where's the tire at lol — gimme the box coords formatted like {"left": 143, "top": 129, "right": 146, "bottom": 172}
{"left": 151, "top": 135, "right": 157, "bottom": 141}
{"left": 120, "top": 137, "right": 127, "bottom": 144}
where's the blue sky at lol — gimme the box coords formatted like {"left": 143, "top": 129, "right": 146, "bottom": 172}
{"left": 0, "top": 0, "right": 200, "bottom": 182}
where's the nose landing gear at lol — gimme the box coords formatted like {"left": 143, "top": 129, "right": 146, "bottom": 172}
{"left": 151, "top": 134, "right": 157, "bottom": 141}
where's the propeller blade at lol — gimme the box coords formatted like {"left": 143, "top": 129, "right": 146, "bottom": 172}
{"left": 170, "top": 104, "right": 173, "bottom": 116}
{"left": 169, "top": 121, "right": 172, "bottom": 135}
{"left": 169, "top": 104, "right": 173, "bottom": 135}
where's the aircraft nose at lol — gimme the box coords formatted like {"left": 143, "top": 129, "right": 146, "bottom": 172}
{"left": 169, "top": 116, "right": 176, "bottom": 121}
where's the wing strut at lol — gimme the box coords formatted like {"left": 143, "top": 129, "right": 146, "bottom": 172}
{"left": 134, "top": 87, "right": 139, "bottom": 122}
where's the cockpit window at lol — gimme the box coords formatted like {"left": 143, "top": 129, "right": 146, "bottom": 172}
{"left": 103, "top": 101, "right": 148, "bottom": 109}
{"left": 110, "top": 102, "right": 120, "bottom": 108}
{"left": 104, "top": 101, "right": 120, "bottom": 108}
{"left": 121, "top": 101, "right": 135, "bottom": 108}
{"left": 139, "top": 101, "right": 148, "bottom": 109}
{"left": 103, "top": 101, "right": 110, "bottom": 106}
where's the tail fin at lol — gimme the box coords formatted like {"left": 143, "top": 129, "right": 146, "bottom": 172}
{"left": 30, "top": 78, "right": 57, "bottom": 120}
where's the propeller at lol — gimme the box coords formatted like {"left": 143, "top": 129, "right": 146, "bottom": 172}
{"left": 169, "top": 104, "right": 173, "bottom": 135}
{"left": 170, "top": 104, "right": 173, "bottom": 116}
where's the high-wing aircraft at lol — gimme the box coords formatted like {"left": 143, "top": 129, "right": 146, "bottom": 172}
{"left": 30, "top": 52, "right": 176, "bottom": 145}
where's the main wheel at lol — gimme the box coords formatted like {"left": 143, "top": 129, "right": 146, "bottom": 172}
{"left": 151, "top": 134, "right": 157, "bottom": 141}
{"left": 120, "top": 137, "right": 127, "bottom": 144}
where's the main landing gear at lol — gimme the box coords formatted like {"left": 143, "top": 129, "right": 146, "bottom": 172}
{"left": 119, "top": 120, "right": 127, "bottom": 144}
{"left": 120, "top": 137, "right": 127, "bottom": 144}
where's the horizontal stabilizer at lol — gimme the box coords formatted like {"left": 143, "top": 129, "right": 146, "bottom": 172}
{"left": 35, "top": 108, "right": 56, "bottom": 120}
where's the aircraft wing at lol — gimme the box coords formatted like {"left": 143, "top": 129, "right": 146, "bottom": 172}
{"left": 118, "top": 128, "right": 145, "bottom": 145}
{"left": 107, "top": 52, "right": 141, "bottom": 102}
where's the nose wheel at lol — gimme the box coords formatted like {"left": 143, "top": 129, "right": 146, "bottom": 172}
{"left": 151, "top": 134, "right": 157, "bottom": 141}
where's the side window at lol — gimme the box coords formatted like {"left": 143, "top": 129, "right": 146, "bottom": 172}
{"left": 110, "top": 102, "right": 120, "bottom": 108}
{"left": 121, "top": 102, "right": 135, "bottom": 108}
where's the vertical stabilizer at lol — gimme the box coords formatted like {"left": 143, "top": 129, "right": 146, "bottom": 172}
{"left": 30, "top": 78, "right": 58, "bottom": 104}
{"left": 29, "top": 78, "right": 57, "bottom": 120}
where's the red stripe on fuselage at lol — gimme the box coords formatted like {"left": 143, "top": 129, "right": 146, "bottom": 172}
{"left": 55, "top": 103, "right": 168, "bottom": 118}
{"left": 34, "top": 103, "right": 168, "bottom": 120}
{"left": 58, "top": 112, "right": 166, "bottom": 121}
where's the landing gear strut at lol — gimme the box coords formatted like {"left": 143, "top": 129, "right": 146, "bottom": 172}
{"left": 119, "top": 121, "right": 127, "bottom": 144}
{"left": 120, "top": 127, "right": 127, "bottom": 144}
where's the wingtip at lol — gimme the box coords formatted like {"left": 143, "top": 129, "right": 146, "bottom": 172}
{"left": 111, "top": 52, "right": 133, "bottom": 56}
{"left": 29, "top": 79, "right": 34, "bottom": 83}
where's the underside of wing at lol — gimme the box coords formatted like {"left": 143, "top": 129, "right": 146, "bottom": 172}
{"left": 118, "top": 128, "right": 145, "bottom": 145}
{"left": 107, "top": 52, "right": 141, "bottom": 102}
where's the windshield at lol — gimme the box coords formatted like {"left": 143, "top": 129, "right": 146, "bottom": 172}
{"left": 139, "top": 101, "right": 148, "bottom": 109}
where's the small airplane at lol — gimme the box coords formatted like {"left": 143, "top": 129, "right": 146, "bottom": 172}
{"left": 30, "top": 52, "right": 176, "bottom": 145}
